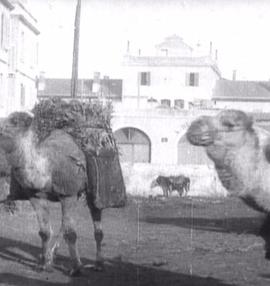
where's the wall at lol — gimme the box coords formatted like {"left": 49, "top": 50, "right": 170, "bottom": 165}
{"left": 112, "top": 107, "right": 217, "bottom": 165}
{"left": 0, "top": 1, "right": 12, "bottom": 117}
{"left": 0, "top": 62, "right": 9, "bottom": 117}
{"left": 121, "top": 64, "right": 220, "bottom": 108}
{"left": 4, "top": 1, "right": 39, "bottom": 115}
{"left": 213, "top": 100, "right": 270, "bottom": 113}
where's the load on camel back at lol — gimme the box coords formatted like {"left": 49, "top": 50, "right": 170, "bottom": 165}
{"left": 18, "top": 97, "right": 126, "bottom": 210}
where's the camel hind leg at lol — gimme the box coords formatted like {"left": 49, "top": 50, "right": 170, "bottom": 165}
{"left": 87, "top": 195, "right": 104, "bottom": 271}
{"left": 30, "top": 197, "right": 54, "bottom": 270}
{"left": 60, "top": 196, "right": 82, "bottom": 276}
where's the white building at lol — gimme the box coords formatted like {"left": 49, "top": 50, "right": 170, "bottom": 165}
{"left": 8, "top": 0, "right": 39, "bottom": 114}
{"left": 0, "top": 0, "right": 39, "bottom": 117}
{"left": 0, "top": 0, "right": 14, "bottom": 116}
{"left": 120, "top": 35, "right": 221, "bottom": 110}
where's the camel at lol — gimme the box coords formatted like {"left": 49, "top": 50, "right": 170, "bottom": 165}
{"left": 186, "top": 109, "right": 270, "bottom": 259}
{"left": 0, "top": 111, "right": 105, "bottom": 276}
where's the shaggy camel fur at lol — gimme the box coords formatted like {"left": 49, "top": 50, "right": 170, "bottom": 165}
{"left": 0, "top": 112, "right": 104, "bottom": 276}
{"left": 186, "top": 109, "right": 270, "bottom": 259}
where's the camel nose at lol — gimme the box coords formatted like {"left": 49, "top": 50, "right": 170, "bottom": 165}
{"left": 186, "top": 120, "right": 204, "bottom": 144}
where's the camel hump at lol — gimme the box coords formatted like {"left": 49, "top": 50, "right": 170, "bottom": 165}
{"left": 41, "top": 129, "right": 85, "bottom": 160}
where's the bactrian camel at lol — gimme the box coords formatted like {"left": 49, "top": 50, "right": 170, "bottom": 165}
{"left": 0, "top": 111, "right": 104, "bottom": 276}
{"left": 186, "top": 109, "right": 270, "bottom": 259}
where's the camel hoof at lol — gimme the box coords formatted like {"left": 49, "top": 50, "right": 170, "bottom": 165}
{"left": 35, "top": 254, "right": 54, "bottom": 272}
{"left": 69, "top": 266, "right": 83, "bottom": 277}
{"left": 35, "top": 263, "right": 54, "bottom": 273}
{"left": 93, "top": 263, "right": 104, "bottom": 272}
{"left": 265, "top": 251, "right": 270, "bottom": 260}
{"left": 84, "top": 261, "right": 104, "bottom": 272}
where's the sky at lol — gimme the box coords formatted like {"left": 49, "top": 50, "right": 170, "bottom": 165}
{"left": 28, "top": 0, "right": 270, "bottom": 81}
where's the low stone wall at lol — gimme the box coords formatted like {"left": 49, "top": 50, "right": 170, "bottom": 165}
{"left": 121, "top": 163, "right": 227, "bottom": 197}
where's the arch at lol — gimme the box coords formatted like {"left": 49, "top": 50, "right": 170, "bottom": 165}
{"left": 114, "top": 127, "right": 151, "bottom": 163}
{"left": 177, "top": 134, "right": 212, "bottom": 165}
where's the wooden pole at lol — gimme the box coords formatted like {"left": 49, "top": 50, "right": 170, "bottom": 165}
{"left": 71, "top": 0, "right": 81, "bottom": 98}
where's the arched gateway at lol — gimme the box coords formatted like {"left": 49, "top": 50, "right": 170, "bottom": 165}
{"left": 114, "top": 127, "right": 151, "bottom": 163}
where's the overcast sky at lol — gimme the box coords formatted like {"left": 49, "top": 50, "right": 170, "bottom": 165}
{"left": 28, "top": 0, "right": 270, "bottom": 81}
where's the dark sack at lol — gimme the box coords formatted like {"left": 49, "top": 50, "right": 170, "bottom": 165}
{"left": 86, "top": 148, "right": 126, "bottom": 210}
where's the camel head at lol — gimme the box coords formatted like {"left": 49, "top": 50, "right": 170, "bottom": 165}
{"left": 0, "top": 112, "right": 33, "bottom": 153}
{"left": 186, "top": 110, "right": 254, "bottom": 148}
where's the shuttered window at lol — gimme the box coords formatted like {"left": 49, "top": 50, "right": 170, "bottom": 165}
{"left": 161, "top": 99, "right": 171, "bottom": 107}
{"left": 186, "top": 72, "right": 199, "bottom": 86}
{"left": 0, "top": 13, "right": 9, "bottom": 51}
{"left": 20, "top": 84, "right": 25, "bottom": 107}
{"left": 174, "top": 99, "right": 184, "bottom": 109}
{"left": 139, "top": 72, "right": 151, "bottom": 86}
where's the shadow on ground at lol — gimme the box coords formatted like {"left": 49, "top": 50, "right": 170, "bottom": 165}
{"left": 0, "top": 236, "right": 236, "bottom": 286}
{"left": 143, "top": 216, "right": 264, "bottom": 235}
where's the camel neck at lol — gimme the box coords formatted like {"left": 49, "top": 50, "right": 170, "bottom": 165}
{"left": 8, "top": 128, "right": 50, "bottom": 190}
{"left": 7, "top": 130, "right": 35, "bottom": 169}
{"left": 209, "top": 131, "right": 259, "bottom": 195}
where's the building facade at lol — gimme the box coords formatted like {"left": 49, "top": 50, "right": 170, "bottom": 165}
{"left": 113, "top": 108, "right": 214, "bottom": 165}
{"left": 113, "top": 35, "right": 221, "bottom": 164}
{"left": 120, "top": 35, "right": 221, "bottom": 110}
{"left": 0, "top": 0, "right": 39, "bottom": 117}
{"left": 0, "top": 0, "right": 14, "bottom": 116}
{"left": 36, "top": 35, "right": 270, "bottom": 166}
{"left": 38, "top": 77, "right": 123, "bottom": 102}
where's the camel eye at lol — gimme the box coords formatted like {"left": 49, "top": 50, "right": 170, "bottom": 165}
{"left": 223, "top": 120, "right": 234, "bottom": 128}
{"left": 9, "top": 117, "right": 18, "bottom": 126}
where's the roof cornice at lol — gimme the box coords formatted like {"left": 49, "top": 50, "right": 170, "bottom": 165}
{"left": 0, "top": 0, "right": 14, "bottom": 10}
{"left": 213, "top": 97, "right": 270, "bottom": 102}
{"left": 13, "top": 14, "right": 40, "bottom": 35}
{"left": 123, "top": 55, "right": 221, "bottom": 77}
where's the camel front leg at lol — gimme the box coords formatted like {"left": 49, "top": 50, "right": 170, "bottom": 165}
{"left": 260, "top": 214, "right": 270, "bottom": 259}
{"left": 30, "top": 197, "right": 54, "bottom": 270}
{"left": 60, "top": 196, "right": 82, "bottom": 276}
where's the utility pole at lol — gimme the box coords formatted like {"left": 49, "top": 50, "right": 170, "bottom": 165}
{"left": 71, "top": 0, "right": 81, "bottom": 98}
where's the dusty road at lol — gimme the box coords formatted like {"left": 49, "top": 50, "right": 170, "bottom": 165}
{"left": 0, "top": 196, "right": 269, "bottom": 286}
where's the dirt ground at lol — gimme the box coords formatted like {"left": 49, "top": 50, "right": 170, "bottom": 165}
{"left": 0, "top": 196, "right": 270, "bottom": 286}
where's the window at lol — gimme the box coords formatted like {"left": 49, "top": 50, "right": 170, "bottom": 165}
{"left": 186, "top": 72, "right": 199, "bottom": 86}
{"left": 20, "top": 84, "right": 25, "bottom": 107}
{"left": 0, "top": 13, "right": 9, "bottom": 51}
{"left": 161, "top": 137, "right": 168, "bottom": 143}
{"left": 174, "top": 99, "right": 184, "bottom": 109}
{"left": 0, "top": 13, "right": 4, "bottom": 49}
{"left": 0, "top": 74, "right": 3, "bottom": 102}
{"left": 20, "top": 31, "right": 25, "bottom": 63}
{"left": 161, "top": 99, "right": 171, "bottom": 107}
{"left": 139, "top": 72, "right": 151, "bottom": 86}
